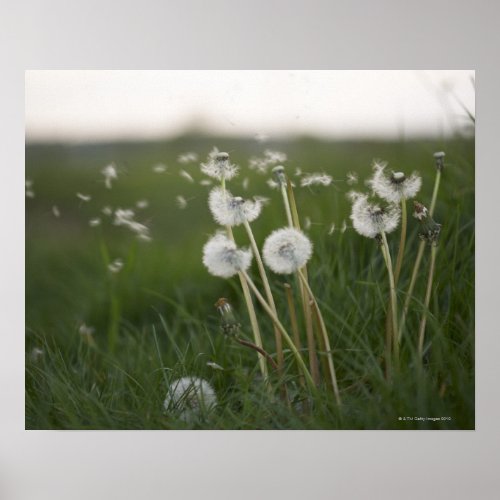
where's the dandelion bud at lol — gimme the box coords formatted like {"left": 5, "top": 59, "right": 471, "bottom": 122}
{"left": 201, "top": 151, "right": 238, "bottom": 181}
{"left": 214, "top": 298, "right": 241, "bottom": 337}
{"left": 348, "top": 191, "right": 400, "bottom": 238}
{"left": 208, "top": 187, "right": 262, "bottom": 226}
{"left": 413, "top": 201, "right": 441, "bottom": 245}
{"left": 202, "top": 233, "right": 252, "bottom": 278}
{"left": 263, "top": 227, "right": 313, "bottom": 274}
{"left": 433, "top": 151, "right": 446, "bottom": 171}
{"left": 367, "top": 161, "right": 421, "bottom": 203}
{"left": 164, "top": 377, "right": 217, "bottom": 422}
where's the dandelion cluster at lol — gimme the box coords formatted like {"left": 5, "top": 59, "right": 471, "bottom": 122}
{"left": 366, "top": 161, "right": 421, "bottom": 203}
{"left": 163, "top": 377, "right": 217, "bottom": 422}
{"left": 263, "top": 227, "right": 313, "bottom": 274}
{"left": 208, "top": 187, "right": 262, "bottom": 227}
{"left": 202, "top": 232, "right": 252, "bottom": 278}
{"left": 348, "top": 191, "right": 400, "bottom": 238}
{"left": 201, "top": 150, "right": 238, "bottom": 181}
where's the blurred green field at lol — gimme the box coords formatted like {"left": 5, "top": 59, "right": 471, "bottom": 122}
{"left": 25, "top": 135, "right": 474, "bottom": 429}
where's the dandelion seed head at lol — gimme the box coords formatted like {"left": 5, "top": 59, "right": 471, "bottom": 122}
{"left": 203, "top": 232, "right": 252, "bottom": 278}
{"left": 263, "top": 227, "right": 313, "bottom": 274}
{"left": 201, "top": 151, "right": 238, "bottom": 181}
{"left": 366, "top": 161, "right": 421, "bottom": 203}
{"left": 164, "top": 377, "right": 217, "bottom": 422}
{"left": 102, "top": 163, "right": 117, "bottom": 189}
{"left": 208, "top": 187, "right": 262, "bottom": 226}
{"left": 348, "top": 191, "right": 400, "bottom": 238}
{"left": 433, "top": 151, "right": 446, "bottom": 171}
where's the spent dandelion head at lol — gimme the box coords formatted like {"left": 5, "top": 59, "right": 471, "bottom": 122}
{"left": 202, "top": 233, "right": 252, "bottom": 278}
{"left": 263, "top": 227, "right": 313, "bottom": 274}
{"left": 433, "top": 151, "right": 446, "bottom": 171}
{"left": 214, "top": 297, "right": 241, "bottom": 337}
{"left": 366, "top": 161, "right": 422, "bottom": 203}
{"left": 164, "top": 377, "right": 217, "bottom": 422}
{"left": 348, "top": 191, "right": 401, "bottom": 239}
{"left": 208, "top": 187, "right": 262, "bottom": 227}
{"left": 413, "top": 201, "right": 442, "bottom": 245}
{"left": 201, "top": 151, "right": 238, "bottom": 181}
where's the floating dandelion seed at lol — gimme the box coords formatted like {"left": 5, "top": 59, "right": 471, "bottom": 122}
{"left": 206, "top": 361, "right": 224, "bottom": 371}
{"left": 346, "top": 171, "right": 358, "bottom": 185}
{"left": 113, "top": 208, "right": 151, "bottom": 241}
{"left": 163, "top": 377, "right": 217, "bottom": 422}
{"left": 254, "top": 133, "right": 270, "bottom": 143}
{"left": 348, "top": 192, "right": 400, "bottom": 238}
{"left": 79, "top": 323, "right": 95, "bottom": 337}
{"left": 30, "top": 347, "right": 44, "bottom": 362}
{"left": 152, "top": 163, "right": 167, "bottom": 173}
{"left": 201, "top": 151, "right": 238, "bottom": 181}
{"left": 200, "top": 179, "right": 212, "bottom": 187}
{"left": 208, "top": 187, "right": 262, "bottom": 227}
{"left": 300, "top": 173, "right": 333, "bottom": 187}
{"left": 176, "top": 195, "right": 188, "bottom": 209}
{"left": 340, "top": 220, "right": 347, "bottom": 233}
{"left": 242, "top": 177, "right": 250, "bottom": 190}
{"left": 136, "top": 199, "right": 149, "bottom": 209}
{"left": 366, "top": 161, "right": 421, "bottom": 203}
{"left": 108, "top": 258, "right": 124, "bottom": 273}
{"left": 328, "top": 223, "right": 336, "bottom": 235}
{"left": 77, "top": 193, "right": 91, "bottom": 202}
{"left": 266, "top": 178, "right": 280, "bottom": 190}
{"left": 253, "top": 195, "right": 270, "bottom": 206}
{"left": 249, "top": 149, "right": 287, "bottom": 174}
{"left": 179, "top": 169, "right": 194, "bottom": 183}
{"left": 89, "top": 218, "right": 101, "bottom": 227}
{"left": 102, "top": 206, "right": 113, "bottom": 216}
{"left": 202, "top": 232, "right": 252, "bottom": 278}
{"left": 304, "top": 216, "right": 312, "bottom": 230}
{"left": 177, "top": 152, "right": 198, "bottom": 164}
{"left": 25, "top": 179, "right": 35, "bottom": 198}
{"left": 52, "top": 205, "right": 60, "bottom": 218}
{"left": 295, "top": 167, "right": 303, "bottom": 177}
{"left": 263, "top": 227, "right": 313, "bottom": 275}
{"left": 264, "top": 149, "right": 287, "bottom": 164}
{"left": 102, "top": 163, "right": 117, "bottom": 189}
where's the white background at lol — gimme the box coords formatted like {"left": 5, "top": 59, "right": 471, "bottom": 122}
{"left": 2, "top": 1, "right": 498, "bottom": 499}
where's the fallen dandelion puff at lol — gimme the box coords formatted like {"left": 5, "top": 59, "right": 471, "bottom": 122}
{"left": 163, "top": 377, "right": 217, "bottom": 422}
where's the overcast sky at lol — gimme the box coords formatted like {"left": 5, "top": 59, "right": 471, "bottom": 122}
{"left": 25, "top": 70, "right": 475, "bottom": 143}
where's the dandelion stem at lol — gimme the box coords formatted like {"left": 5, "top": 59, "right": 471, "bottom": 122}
{"left": 234, "top": 337, "right": 279, "bottom": 371}
{"left": 394, "top": 198, "right": 407, "bottom": 285}
{"left": 399, "top": 169, "right": 441, "bottom": 342}
{"left": 297, "top": 270, "right": 342, "bottom": 405}
{"left": 380, "top": 232, "right": 399, "bottom": 366}
{"left": 284, "top": 178, "right": 321, "bottom": 386}
{"left": 418, "top": 245, "right": 437, "bottom": 358}
{"left": 243, "top": 219, "right": 285, "bottom": 375}
{"left": 241, "top": 270, "right": 317, "bottom": 393}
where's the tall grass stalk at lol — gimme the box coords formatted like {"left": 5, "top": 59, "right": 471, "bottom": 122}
{"left": 418, "top": 245, "right": 437, "bottom": 358}
{"left": 241, "top": 270, "right": 317, "bottom": 393}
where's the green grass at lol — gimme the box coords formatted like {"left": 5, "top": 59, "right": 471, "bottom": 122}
{"left": 25, "top": 135, "right": 474, "bottom": 429}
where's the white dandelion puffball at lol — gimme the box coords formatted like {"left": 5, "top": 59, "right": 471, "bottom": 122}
{"left": 263, "top": 227, "right": 313, "bottom": 274}
{"left": 164, "top": 377, "right": 217, "bottom": 421}
{"left": 202, "top": 233, "right": 252, "bottom": 278}
{"left": 348, "top": 192, "right": 401, "bottom": 238}
{"left": 208, "top": 187, "right": 262, "bottom": 227}
{"left": 201, "top": 151, "right": 238, "bottom": 181}
{"left": 366, "top": 161, "right": 421, "bottom": 203}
